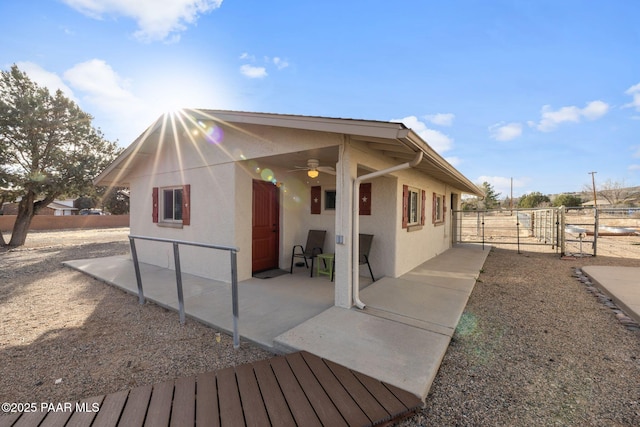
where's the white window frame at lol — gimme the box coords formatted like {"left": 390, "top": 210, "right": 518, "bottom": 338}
{"left": 407, "top": 187, "right": 421, "bottom": 226}
{"left": 434, "top": 193, "right": 445, "bottom": 224}
{"left": 161, "top": 187, "right": 183, "bottom": 223}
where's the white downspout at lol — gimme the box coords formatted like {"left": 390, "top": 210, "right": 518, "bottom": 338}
{"left": 352, "top": 150, "right": 424, "bottom": 309}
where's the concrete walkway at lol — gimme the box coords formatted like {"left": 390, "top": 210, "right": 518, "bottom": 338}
{"left": 64, "top": 243, "right": 490, "bottom": 400}
{"left": 582, "top": 266, "right": 640, "bottom": 323}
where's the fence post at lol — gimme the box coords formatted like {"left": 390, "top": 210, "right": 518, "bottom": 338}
{"left": 516, "top": 212, "right": 521, "bottom": 254}
{"left": 593, "top": 208, "right": 599, "bottom": 257}
{"left": 480, "top": 211, "right": 485, "bottom": 250}
{"left": 230, "top": 250, "right": 240, "bottom": 349}
{"left": 128, "top": 237, "right": 145, "bottom": 304}
{"left": 173, "top": 242, "right": 186, "bottom": 325}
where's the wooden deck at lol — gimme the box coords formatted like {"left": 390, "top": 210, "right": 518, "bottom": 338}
{"left": 0, "top": 351, "right": 422, "bottom": 426}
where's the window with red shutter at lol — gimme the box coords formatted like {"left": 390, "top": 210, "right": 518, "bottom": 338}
{"left": 433, "top": 192, "right": 445, "bottom": 224}
{"left": 155, "top": 185, "right": 190, "bottom": 226}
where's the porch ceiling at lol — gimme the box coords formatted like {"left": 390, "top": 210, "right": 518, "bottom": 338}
{"left": 351, "top": 136, "right": 482, "bottom": 195}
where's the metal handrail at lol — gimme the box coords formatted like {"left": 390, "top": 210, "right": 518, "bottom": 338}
{"left": 128, "top": 234, "right": 241, "bottom": 349}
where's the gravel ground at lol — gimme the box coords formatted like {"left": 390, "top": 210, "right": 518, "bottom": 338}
{"left": 401, "top": 245, "right": 640, "bottom": 426}
{"left": 1, "top": 228, "right": 640, "bottom": 426}
{"left": 0, "top": 228, "right": 272, "bottom": 405}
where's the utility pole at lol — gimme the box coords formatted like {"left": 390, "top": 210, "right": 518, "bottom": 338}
{"left": 588, "top": 171, "right": 598, "bottom": 208}
{"left": 510, "top": 177, "right": 513, "bottom": 215}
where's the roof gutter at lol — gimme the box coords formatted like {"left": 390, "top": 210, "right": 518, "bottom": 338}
{"left": 352, "top": 150, "right": 424, "bottom": 309}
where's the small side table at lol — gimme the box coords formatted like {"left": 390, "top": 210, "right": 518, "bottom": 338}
{"left": 316, "top": 253, "right": 335, "bottom": 281}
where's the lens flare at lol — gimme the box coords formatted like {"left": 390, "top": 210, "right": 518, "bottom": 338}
{"left": 204, "top": 124, "right": 224, "bottom": 145}
{"left": 260, "top": 168, "right": 275, "bottom": 182}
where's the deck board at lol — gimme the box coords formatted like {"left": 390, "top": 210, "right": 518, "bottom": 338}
{"left": 195, "top": 371, "right": 219, "bottom": 427}
{"left": 285, "top": 352, "right": 348, "bottom": 427}
{"left": 353, "top": 371, "right": 407, "bottom": 418}
{"left": 235, "top": 363, "right": 270, "bottom": 427}
{"left": 145, "top": 380, "right": 173, "bottom": 426}
{"left": 2, "top": 351, "right": 421, "bottom": 426}
{"left": 91, "top": 389, "right": 128, "bottom": 427}
{"left": 325, "top": 358, "right": 392, "bottom": 423}
{"left": 12, "top": 410, "right": 47, "bottom": 427}
{"left": 171, "top": 376, "right": 195, "bottom": 427}
{"left": 217, "top": 367, "right": 245, "bottom": 427}
{"left": 38, "top": 407, "right": 74, "bottom": 427}
{"left": 252, "top": 359, "right": 297, "bottom": 427}
{"left": 270, "top": 355, "right": 323, "bottom": 427}
{"left": 65, "top": 396, "right": 104, "bottom": 427}
{"left": 119, "top": 384, "right": 152, "bottom": 427}
{"left": 300, "top": 351, "right": 371, "bottom": 427}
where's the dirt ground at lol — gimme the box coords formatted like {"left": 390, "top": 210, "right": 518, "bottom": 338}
{"left": 0, "top": 228, "right": 272, "bottom": 404}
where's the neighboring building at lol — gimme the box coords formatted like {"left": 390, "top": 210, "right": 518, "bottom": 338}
{"left": 94, "top": 110, "right": 483, "bottom": 308}
{"left": 1, "top": 199, "right": 78, "bottom": 216}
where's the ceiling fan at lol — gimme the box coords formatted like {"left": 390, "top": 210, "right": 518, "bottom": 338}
{"left": 289, "top": 159, "right": 336, "bottom": 178}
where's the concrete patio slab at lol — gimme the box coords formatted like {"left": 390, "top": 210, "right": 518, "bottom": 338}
{"left": 64, "top": 243, "right": 491, "bottom": 400}
{"left": 582, "top": 266, "right": 640, "bottom": 323}
{"left": 273, "top": 306, "right": 452, "bottom": 398}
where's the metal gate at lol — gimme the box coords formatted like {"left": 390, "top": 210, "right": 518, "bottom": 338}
{"left": 454, "top": 207, "right": 640, "bottom": 258}
{"left": 452, "top": 208, "right": 562, "bottom": 254}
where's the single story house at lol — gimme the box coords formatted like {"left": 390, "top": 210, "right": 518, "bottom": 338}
{"left": 1, "top": 199, "right": 78, "bottom": 216}
{"left": 94, "top": 110, "right": 483, "bottom": 308}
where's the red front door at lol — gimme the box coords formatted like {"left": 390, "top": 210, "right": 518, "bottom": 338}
{"left": 252, "top": 180, "right": 280, "bottom": 273}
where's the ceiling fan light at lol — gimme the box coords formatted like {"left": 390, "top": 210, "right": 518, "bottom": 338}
{"left": 307, "top": 169, "right": 319, "bottom": 178}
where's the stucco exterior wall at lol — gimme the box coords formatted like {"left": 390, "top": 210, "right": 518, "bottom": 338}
{"left": 122, "top": 119, "right": 469, "bottom": 287}
{"left": 126, "top": 122, "right": 345, "bottom": 283}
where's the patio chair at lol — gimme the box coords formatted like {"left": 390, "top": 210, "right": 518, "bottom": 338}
{"left": 358, "top": 233, "right": 375, "bottom": 282}
{"left": 329, "top": 233, "right": 375, "bottom": 282}
{"left": 290, "top": 230, "right": 326, "bottom": 277}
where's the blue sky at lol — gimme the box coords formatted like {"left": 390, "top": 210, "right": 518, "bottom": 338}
{"left": 1, "top": 0, "right": 639, "bottom": 198}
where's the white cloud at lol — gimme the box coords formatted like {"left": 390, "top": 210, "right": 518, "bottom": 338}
{"left": 582, "top": 100, "right": 609, "bottom": 120}
{"left": 424, "top": 113, "right": 454, "bottom": 127}
{"left": 63, "top": 59, "right": 142, "bottom": 112}
{"left": 62, "top": 0, "right": 222, "bottom": 42}
{"left": 534, "top": 100, "right": 609, "bottom": 132}
{"left": 489, "top": 122, "right": 522, "bottom": 141}
{"left": 240, "top": 64, "right": 267, "bottom": 79}
{"left": 624, "top": 82, "right": 640, "bottom": 111}
{"left": 15, "top": 61, "right": 77, "bottom": 101}
{"left": 392, "top": 115, "right": 453, "bottom": 153}
{"left": 272, "top": 57, "right": 289, "bottom": 70}
{"left": 628, "top": 164, "right": 640, "bottom": 171}
{"left": 445, "top": 156, "right": 461, "bottom": 167}
{"left": 238, "top": 54, "right": 290, "bottom": 77}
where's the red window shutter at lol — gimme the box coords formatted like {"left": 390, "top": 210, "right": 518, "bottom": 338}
{"left": 421, "top": 190, "right": 427, "bottom": 226}
{"left": 182, "top": 184, "right": 191, "bottom": 225}
{"left": 431, "top": 192, "right": 436, "bottom": 224}
{"left": 152, "top": 187, "right": 158, "bottom": 223}
{"left": 359, "top": 182, "right": 371, "bottom": 215}
{"left": 311, "top": 186, "right": 321, "bottom": 214}
{"left": 402, "top": 185, "right": 408, "bottom": 228}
